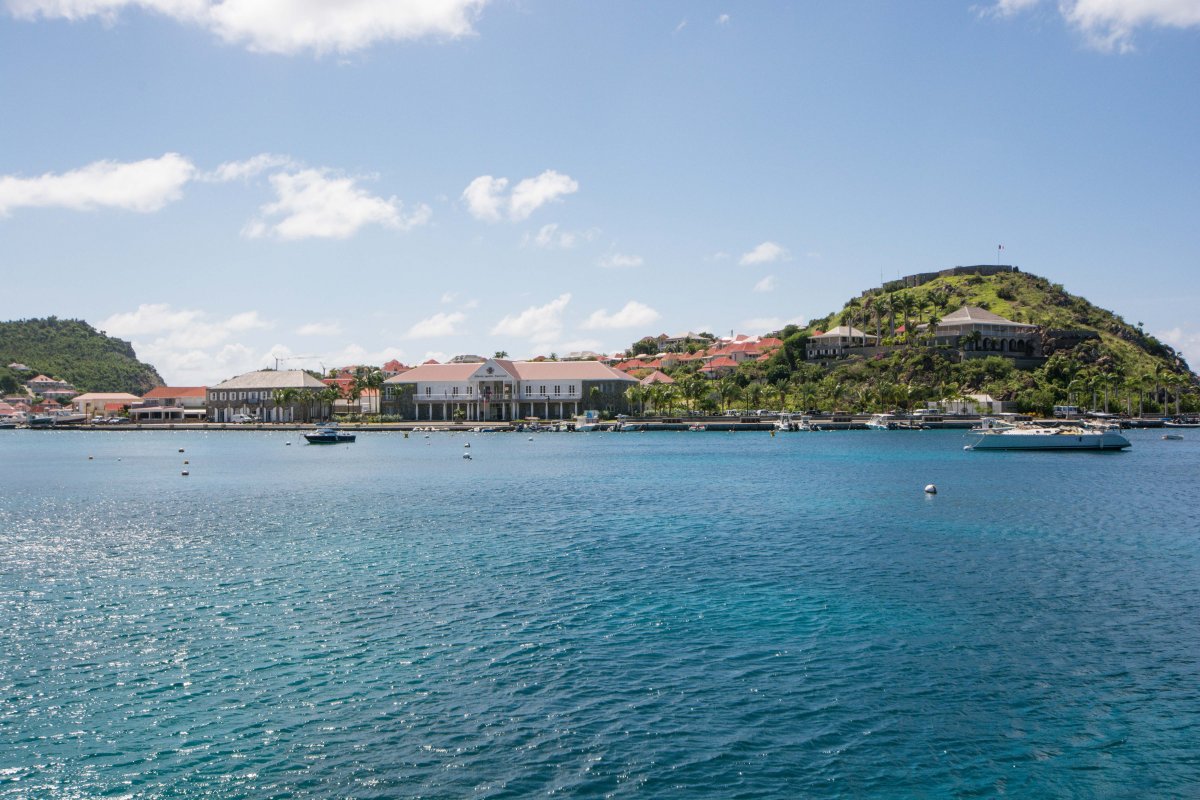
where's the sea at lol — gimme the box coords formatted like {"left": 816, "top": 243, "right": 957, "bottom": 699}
{"left": 1, "top": 427, "right": 1198, "bottom": 799}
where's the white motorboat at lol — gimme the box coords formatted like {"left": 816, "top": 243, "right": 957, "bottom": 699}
{"left": 967, "top": 418, "right": 1130, "bottom": 451}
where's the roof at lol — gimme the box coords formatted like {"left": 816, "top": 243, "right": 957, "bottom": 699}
{"left": 810, "top": 325, "right": 876, "bottom": 340}
{"left": 640, "top": 370, "right": 675, "bottom": 386}
{"left": 210, "top": 370, "right": 328, "bottom": 391}
{"left": 386, "top": 359, "right": 636, "bottom": 384}
{"left": 73, "top": 392, "right": 142, "bottom": 402}
{"left": 936, "top": 305, "right": 1032, "bottom": 327}
{"left": 142, "top": 386, "right": 206, "bottom": 399}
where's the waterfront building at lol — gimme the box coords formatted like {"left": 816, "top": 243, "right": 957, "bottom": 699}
{"left": 129, "top": 386, "right": 208, "bottom": 423}
{"left": 206, "top": 370, "right": 329, "bottom": 423}
{"left": 72, "top": 392, "right": 142, "bottom": 418}
{"left": 382, "top": 358, "right": 637, "bottom": 421}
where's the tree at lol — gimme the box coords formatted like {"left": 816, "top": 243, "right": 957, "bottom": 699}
{"left": 624, "top": 384, "right": 646, "bottom": 416}
{"left": 494, "top": 351, "right": 509, "bottom": 359}
{"left": 589, "top": 385, "right": 602, "bottom": 411}
{"left": 681, "top": 374, "right": 706, "bottom": 413}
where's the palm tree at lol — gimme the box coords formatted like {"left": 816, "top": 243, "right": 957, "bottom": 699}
{"left": 925, "top": 312, "right": 942, "bottom": 346}
{"left": 624, "top": 384, "right": 646, "bottom": 416}
{"left": 318, "top": 385, "right": 341, "bottom": 421}
{"left": 681, "top": 373, "right": 706, "bottom": 413}
{"left": 717, "top": 377, "right": 740, "bottom": 412}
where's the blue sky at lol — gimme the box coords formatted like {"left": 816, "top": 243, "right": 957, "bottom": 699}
{"left": 1, "top": 0, "right": 1197, "bottom": 384}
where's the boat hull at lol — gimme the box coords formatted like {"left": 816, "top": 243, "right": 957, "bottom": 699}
{"left": 970, "top": 432, "right": 1130, "bottom": 451}
{"left": 304, "top": 432, "right": 356, "bottom": 444}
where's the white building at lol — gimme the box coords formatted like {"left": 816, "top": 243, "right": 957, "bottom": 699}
{"left": 806, "top": 326, "right": 879, "bottom": 359}
{"left": 383, "top": 358, "right": 637, "bottom": 421}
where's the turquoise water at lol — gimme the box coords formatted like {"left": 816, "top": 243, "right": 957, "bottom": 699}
{"left": 2, "top": 428, "right": 1199, "bottom": 798}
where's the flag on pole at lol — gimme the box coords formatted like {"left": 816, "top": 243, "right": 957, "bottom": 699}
{"left": 998, "top": 244, "right": 1005, "bottom": 250}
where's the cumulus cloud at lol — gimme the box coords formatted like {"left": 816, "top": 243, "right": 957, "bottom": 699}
{"left": 243, "top": 168, "right": 431, "bottom": 240}
{"left": 978, "top": 0, "right": 1200, "bottom": 52}
{"left": 0, "top": 153, "right": 194, "bottom": 217}
{"left": 100, "top": 303, "right": 275, "bottom": 384}
{"left": 462, "top": 170, "right": 578, "bottom": 222}
{"left": 739, "top": 241, "right": 788, "bottom": 266}
{"left": 405, "top": 311, "right": 466, "bottom": 339}
{"left": 491, "top": 293, "right": 571, "bottom": 340}
{"left": 753, "top": 275, "right": 776, "bottom": 293}
{"left": 717, "top": 13, "right": 730, "bottom": 24}
{"left": 597, "top": 252, "right": 644, "bottom": 269}
{"left": 296, "top": 321, "right": 342, "bottom": 336}
{"left": 201, "top": 153, "right": 297, "bottom": 182}
{"left": 581, "top": 301, "right": 660, "bottom": 330}
{"left": 7, "top": 0, "right": 490, "bottom": 55}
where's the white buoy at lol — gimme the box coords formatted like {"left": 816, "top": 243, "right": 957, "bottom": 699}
{"left": 181, "top": 470, "right": 190, "bottom": 476}
{"left": 463, "top": 453, "right": 472, "bottom": 459}
{"left": 464, "top": 442, "right": 470, "bottom": 448}
{"left": 528, "top": 436, "right": 534, "bottom": 441}
{"left": 924, "top": 484, "right": 937, "bottom": 495}
{"left": 286, "top": 441, "right": 291, "bottom": 445}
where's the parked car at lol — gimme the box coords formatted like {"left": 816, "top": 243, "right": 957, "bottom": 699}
{"left": 230, "top": 413, "right": 257, "bottom": 424}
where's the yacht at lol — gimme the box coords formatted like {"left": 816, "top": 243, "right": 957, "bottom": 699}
{"left": 967, "top": 418, "right": 1130, "bottom": 451}
{"left": 304, "top": 426, "right": 356, "bottom": 444}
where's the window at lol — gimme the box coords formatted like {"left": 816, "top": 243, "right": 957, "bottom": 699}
{"left": 569, "top": 385, "right": 575, "bottom": 395}
{"left": 467, "top": 386, "right": 473, "bottom": 395}
{"left": 524, "top": 385, "right": 531, "bottom": 396}
{"left": 452, "top": 387, "right": 459, "bottom": 396}
{"left": 554, "top": 385, "right": 561, "bottom": 396}
{"left": 540, "top": 385, "right": 546, "bottom": 395}
{"left": 425, "top": 387, "right": 432, "bottom": 396}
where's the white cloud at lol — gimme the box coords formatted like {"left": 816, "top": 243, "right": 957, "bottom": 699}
{"left": 597, "top": 252, "right": 644, "bottom": 269}
{"left": 739, "top": 241, "right": 788, "bottom": 266}
{"left": 8, "top": 0, "right": 490, "bottom": 55}
{"left": 201, "top": 153, "right": 296, "bottom": 182}
{"left": 491, "top": 293, "right": 571, "bottom": 340}
{"left": 581, "top": 300, "right": 660, "bottom": 330}
{"left": 741, "top": 315, "right": 806, "bottom": 334}
{"left": 462, "top": 169, "right": 578, "bottom": 222}
{"left": 296, "top": 321, "right": 342, "bottom": 336}
{"left": 326, "top": 343, "right": 408, "bottom": 369}
{"left": 509, "top": 171, "right": 579, "bottom": 221}
{"left": 405, "top": 311, "right": 466, "bottom": 339}
{"left": 244, "top": 168, "right": 431, "bottom": 239}
{"left": 0, "top": 153, "right": 194, "bottom": 217}
{"left": 673, "top": 18, "right": 687, "bottom": 33}
{"left": 440, "top": 291, "right": 458, "bottom": 304}
{"left": 753, "top": 275, "right": 776, "bottom": 293}
{"left": 979, "top": 0, "right": 1200, "bottom": 52}
{"left": 1158, "top": 326, "right": 1200, "bottom": 371}
{"left": 99, "top": 303, "right": 275, "bottom": 384}
{"left": 523, "top": 223, "right": 597, "bottom": 249}
{"left": 460, "top": 175, "right": 507, "bottom": 222}
{"left": 717, "top": 13, "right": 730, "bottom": 24}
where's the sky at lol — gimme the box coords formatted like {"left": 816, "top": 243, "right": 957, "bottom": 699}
{"left": 1, "top": 0, "right": 1198, "bottom": 385}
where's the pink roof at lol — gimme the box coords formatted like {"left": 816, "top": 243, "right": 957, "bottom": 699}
{"left": 706, "top": 356, "right": 739, "bottom": 368}
{"left": 422, "top": 358, "right": 440, "bottom": 365}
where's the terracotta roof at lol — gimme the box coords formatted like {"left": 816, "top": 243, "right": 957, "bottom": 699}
{"left": 422, "top": 358, "right": 440, "bottom": 365}
{"left": 704, "top": 356, "right": 739, "bottom": 369}
{"left": 72, "top": 392, "right": 142, "bottom": 403}
{"left": 142, "top": 386, "right": 206, "bottom": 399}
{"left": 640, "top": 370, "right": 675, "bottom": 386}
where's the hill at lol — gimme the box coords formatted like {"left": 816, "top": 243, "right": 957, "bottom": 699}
{"left": 630, "top": 268, "right": 1197, "bottom": 417}
{"left": 0, "top": 317, "right": 164, "bottom": 396}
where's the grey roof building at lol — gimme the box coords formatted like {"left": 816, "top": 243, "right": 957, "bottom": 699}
{"left": 207, "top": 370, "right": 329, "bottom": 423}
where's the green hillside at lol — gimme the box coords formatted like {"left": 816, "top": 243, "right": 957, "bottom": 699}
{"left": 642, "top": 269, "right": 1197, "bottom": 416}
{"left": 0, "top": 317, "right": 164, "bottom": 395}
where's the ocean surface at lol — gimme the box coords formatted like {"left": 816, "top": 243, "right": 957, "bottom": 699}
{"left": 1, "top": 427, "right": 1198, "bottom": 798}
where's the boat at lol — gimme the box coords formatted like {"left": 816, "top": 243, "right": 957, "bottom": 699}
{"left": 967, "top": 418, "right": 1130, "bottom": 451}
{"left": 1162, "top": 433, "right": 1184, "bottom": 441}
{"left": 304, "top": 426, "right": 356, "bottom": 444}
{"left": 866, "top": 413, "right": 899, "bottom": 430}
{"left": 1164, "top": 419, "right": 1200, "bottom": 428}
